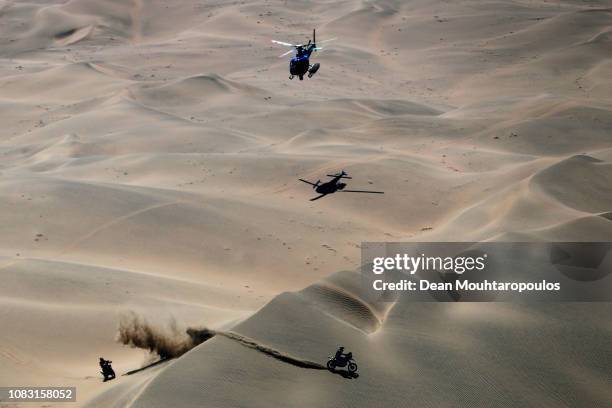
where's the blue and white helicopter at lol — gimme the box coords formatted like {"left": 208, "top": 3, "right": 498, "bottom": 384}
{"left": 272, "top": 29, "right": 335, "bottom": 80}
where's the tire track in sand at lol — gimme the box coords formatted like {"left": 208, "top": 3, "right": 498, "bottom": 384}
{"left": 216, "top": 331, "right": 326, "bottom": 370}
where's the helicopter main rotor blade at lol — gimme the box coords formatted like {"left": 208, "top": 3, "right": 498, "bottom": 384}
{"left": 271, "top": 40, "right": 296, "bottom": 47}
{"left": 319, "top": 38, "right": 337, "bottom": 43}
{"left": 298, "top": 178, "right": 318, "bottom": 187}
{"left": 279, "top": 49, "right": 295, "bottom": 58}
{"left": 340, "top": 190, "right": 384, "bottom": 194}
{"left": 310, "top": 194, "right": 328, "bottom": 201}
{"left": 327, "top": 174, "right": 352, "bottom": 179}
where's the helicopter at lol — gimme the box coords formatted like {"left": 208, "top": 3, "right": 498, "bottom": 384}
{"left": 272, "top": 29, "right": 334, "bottom": 80}
{"left": 299, "top": 171, "right": 384, "bottom": 201}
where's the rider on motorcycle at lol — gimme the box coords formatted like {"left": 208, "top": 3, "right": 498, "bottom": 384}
{"left": 335, "top": 347, "right": 352, "bottom": 362}
{"left": 99, "top": 357, "right": 115, "bottom": 382}
{"left": 328, "top": 346, "right": 358, "bottom": 373}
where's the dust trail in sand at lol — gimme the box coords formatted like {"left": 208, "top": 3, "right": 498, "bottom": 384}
{"left": 117, "top": 313, "right": 325, "bottom": 369}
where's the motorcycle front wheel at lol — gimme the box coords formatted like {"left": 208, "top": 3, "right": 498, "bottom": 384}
{"left": 326, "top": 360, "right": 336, "bottom": 370}
{"left": 348, "top": 362, "right": 358, "bottom": 373}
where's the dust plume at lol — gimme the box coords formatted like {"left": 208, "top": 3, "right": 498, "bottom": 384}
{"left": 117, "top": 313, "right": 325, "bottom": 369}
{"left": 116, "top": 312, "right": 216, "bottom": 359}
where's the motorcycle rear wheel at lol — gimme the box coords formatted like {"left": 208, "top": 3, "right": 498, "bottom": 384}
{"left": 348, "top": 362, "right": 358, "bottom": 373}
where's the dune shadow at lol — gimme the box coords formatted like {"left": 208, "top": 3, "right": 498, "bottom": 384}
{"left": 327, "top": 368, "right": 359, "bottom": 379}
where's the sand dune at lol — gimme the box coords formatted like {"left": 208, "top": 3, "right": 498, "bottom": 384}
{"left": 0, "top": 0, "right": 611, "bottom": 406}
{"left": 121, "top": 271, "right": 612, "bottom": 407}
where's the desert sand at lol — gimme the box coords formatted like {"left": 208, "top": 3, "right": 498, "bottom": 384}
{"left": 0, "top": 0, "right": 611, "bottom": 407}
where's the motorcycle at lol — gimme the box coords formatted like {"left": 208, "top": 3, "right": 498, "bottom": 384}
{"left": 327, "top": 352, "right": 358, "bottom": 373}
{"left": 100, "top": 361, "right": 116, "bottom": 382}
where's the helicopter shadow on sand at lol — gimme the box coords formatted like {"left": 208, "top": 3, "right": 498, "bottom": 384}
{"left": 299, "top": 170, "right": 384, "bottom": 201}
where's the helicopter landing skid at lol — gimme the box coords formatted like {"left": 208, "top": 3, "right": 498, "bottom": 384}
{"left": 308, "top": 63, "right": 320, "bottom": 78}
